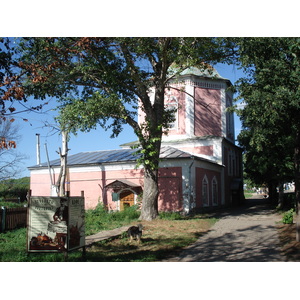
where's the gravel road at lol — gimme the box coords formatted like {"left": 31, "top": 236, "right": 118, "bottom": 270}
{"left": 165, "top": 196, "right": 285, "bottom": 262}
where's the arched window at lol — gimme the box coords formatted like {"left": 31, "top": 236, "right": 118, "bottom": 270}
{"left": 212, "top": 176, "right": 218, "bottom": 206}
{"left": 165, "top": 92, "right": 178, "bottom": 130}
{"left": 202, "top": 175, "right": 209, "bottom": 206}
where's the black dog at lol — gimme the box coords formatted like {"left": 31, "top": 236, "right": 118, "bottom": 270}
{"left": 127, "top": 224, "right": 143, "bottom": 243}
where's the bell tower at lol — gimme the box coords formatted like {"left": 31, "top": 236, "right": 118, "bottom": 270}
{"left": 161, "top": 66, "right": 235, "bottom": 163}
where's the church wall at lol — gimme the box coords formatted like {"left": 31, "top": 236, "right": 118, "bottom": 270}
{"left": 30, "top": 165, "right": 144, "bottom": 210}
{"left": 30, "top": 172, "right": 55, "bottom": 197}
{"left": 30, "top": 164, "right": 184, "bottom": 212}
{"left": 165, "top": 87, "right": 186, "bottom": 136}
{"left": 177, "top": 145, "right": 214, "bottom": 156}
{"left": 222, "top": 141, "right": 244, "bottom": 206}
{"left": 69, "top": 167, "right": 144, "bottom": 210}
{"left": 195, "top": 167, "right": 222, "bottom": 210}
{"left": 158, "top": 167, "right": 183, "bottom": 211}
{"left": 194, "top": 87, "right": 222, "bottom": 137}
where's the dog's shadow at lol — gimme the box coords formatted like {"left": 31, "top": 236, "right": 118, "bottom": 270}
{"left": 137, "top": 237, "right": 156, "bottom": 244}
{"left": 126, "top": 237, "right": 155, "bottom": 246}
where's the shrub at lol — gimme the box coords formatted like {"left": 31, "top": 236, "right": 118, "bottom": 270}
{"left": 0, "top": 200, "right": 27, "bottom": 208}
{"left": 282, "top": 208, "right": 295, "bottom": 224}
{"left": 0, "top": 177, "right": 30, "bottom": 201}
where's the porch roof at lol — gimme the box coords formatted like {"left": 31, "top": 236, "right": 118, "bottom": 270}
{"left": 105, "top": 179, "right": 140, "bottom": 189}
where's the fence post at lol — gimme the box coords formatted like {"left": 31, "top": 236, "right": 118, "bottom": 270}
{"left": 1, "top": 206, "right": 6, "bottom": 232}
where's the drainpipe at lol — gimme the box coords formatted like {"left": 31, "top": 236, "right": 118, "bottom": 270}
{"left": 44, "top": 143, "right": 54, "bottom": 187}
{"left": 188, "top": 156, "right": 195, "bottom": 213}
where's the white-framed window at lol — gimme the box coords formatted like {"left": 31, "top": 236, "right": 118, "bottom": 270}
{"left": 228, "top": 150, "right": 239, "bottom": 176}
{"left": 232, "top": 153, "right": 236, "bottom": 176}
{"left": 202, "top": 175, "right": 209, "bottom": 206}
{"left": 226, "top": 95, "right": 234, "bottom": 139}
{"left": 212, "top": 176, "right": 218, "bottom": 206}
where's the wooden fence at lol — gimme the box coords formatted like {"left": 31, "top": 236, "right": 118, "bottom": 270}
{"left": 0, "top": 207, "right": 28, "bottom": 232}
{"left": 3, "top": 198, "right": 21, "bottom": 203}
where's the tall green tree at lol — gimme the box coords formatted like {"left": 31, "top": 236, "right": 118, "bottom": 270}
{"left": 236, "top": 37, "right": 300, "bottom": 211}
{"left": 16, "top": 37, "right": 236, "bottom": 220}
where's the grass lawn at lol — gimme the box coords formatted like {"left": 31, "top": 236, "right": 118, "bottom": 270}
{"left": 0, "top": 207, "right": 217, "bottom": 262}
{"left": 86, "top": 217, "right": 217, "bottom": 262}
{"left": 244, "top": 191, "right": 256, "bottom": 199}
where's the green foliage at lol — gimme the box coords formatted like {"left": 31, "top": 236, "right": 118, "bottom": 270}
{"left": 282, "top": 208, "right": 295, "bottom": 224}
{"left": 235, "top": 38, "right": 300, "bottom": 187}
{"left": 0, "top": 200, "right": 26, "bottom": 208}
{"left": 0, "top": 38, "right": 15, "bottom": 110}
{"left": 85, "top": 203, "right": 140, "bottom": 235}
{"left": 158, "top": 211, "right": 184, "bottom": 220}
{"left": 0, "top": 177, "right": 29, "bottom": 201}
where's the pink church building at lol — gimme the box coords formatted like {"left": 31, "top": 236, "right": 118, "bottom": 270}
{"left": 29, "top": 67, "right": 243, "bottom": 213}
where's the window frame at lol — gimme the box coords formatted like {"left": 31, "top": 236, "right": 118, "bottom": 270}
{"left": 165, "top": 93, "right": 179, "bottom": 130}
{"left": 212, "top": 176, "right": 218, "bottom": 206}
{"left": 202, "top": 175, "right": 209, "bottom": 207}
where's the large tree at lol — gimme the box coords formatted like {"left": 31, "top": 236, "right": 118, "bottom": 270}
{"left": 236, "top": 37, "right": 300, "bottom": 216}
{"left": 16, "top": 37, "right": 236, "bottom": 220}
{"left": 238, "top": 118, "right": 294, "bottom": 205}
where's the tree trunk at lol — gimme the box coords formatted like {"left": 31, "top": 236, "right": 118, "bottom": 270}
{"left": 56, "top": 131, "right": 68, "bottom": 197}
{"left": 59, "top": 152, "right": 67, "bottom": 197}
{"left": 268, "top": 181, "right": 277, "bottom": 204}
{"left": 277, "top": 181, "right": 284, "bottom": 209}
{"left": 139, "top": 168, "right": 159, "bottom": 221}
{"left": 294, "top": 130, "right": 300, "bottom": 241}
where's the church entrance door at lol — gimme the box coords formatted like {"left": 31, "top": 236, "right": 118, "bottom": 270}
{"left": 120, "top": 190, "right": 135, "bottom": 211}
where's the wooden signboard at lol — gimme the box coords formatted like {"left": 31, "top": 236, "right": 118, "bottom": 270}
{"left": 27, "top": 196, "right": 85, "bottom": 252}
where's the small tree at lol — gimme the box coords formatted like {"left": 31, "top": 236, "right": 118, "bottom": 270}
{"left": 55, "top": 130, "right": 69, "bottom": 197}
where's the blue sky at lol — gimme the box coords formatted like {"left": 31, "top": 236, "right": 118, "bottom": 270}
{"left": 11, "top": 62, "right": 245, "bottom": 178}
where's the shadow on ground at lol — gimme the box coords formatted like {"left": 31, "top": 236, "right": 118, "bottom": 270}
{"left": 166, "top": 196, "right": 284, "bottom": 262}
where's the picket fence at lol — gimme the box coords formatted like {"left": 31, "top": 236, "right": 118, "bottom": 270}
{"left": 0, "top": 207, "right": 28, "bottom": 232}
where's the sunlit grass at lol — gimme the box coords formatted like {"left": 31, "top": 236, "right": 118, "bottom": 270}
{"left": 0, "top": 205, "right": 217, "bottom": 262}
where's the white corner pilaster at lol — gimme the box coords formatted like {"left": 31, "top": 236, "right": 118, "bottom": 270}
{"left": 220, "top": 86, "right": 227, "bottom": 137}
{"left": 185, "top": 83, "right": 195, "bottom": 137}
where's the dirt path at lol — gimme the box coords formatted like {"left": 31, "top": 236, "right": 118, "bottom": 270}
{"left": 165, "top": 196, "right": 286, "bottom": 262}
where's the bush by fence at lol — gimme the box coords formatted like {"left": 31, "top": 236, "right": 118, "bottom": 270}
{"left": 0, "top": 207, "right": 27, "bottom": 232}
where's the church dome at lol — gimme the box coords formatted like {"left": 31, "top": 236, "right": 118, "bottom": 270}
{"left": 167, "top": 64, "right": 231, "bottom": 86}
